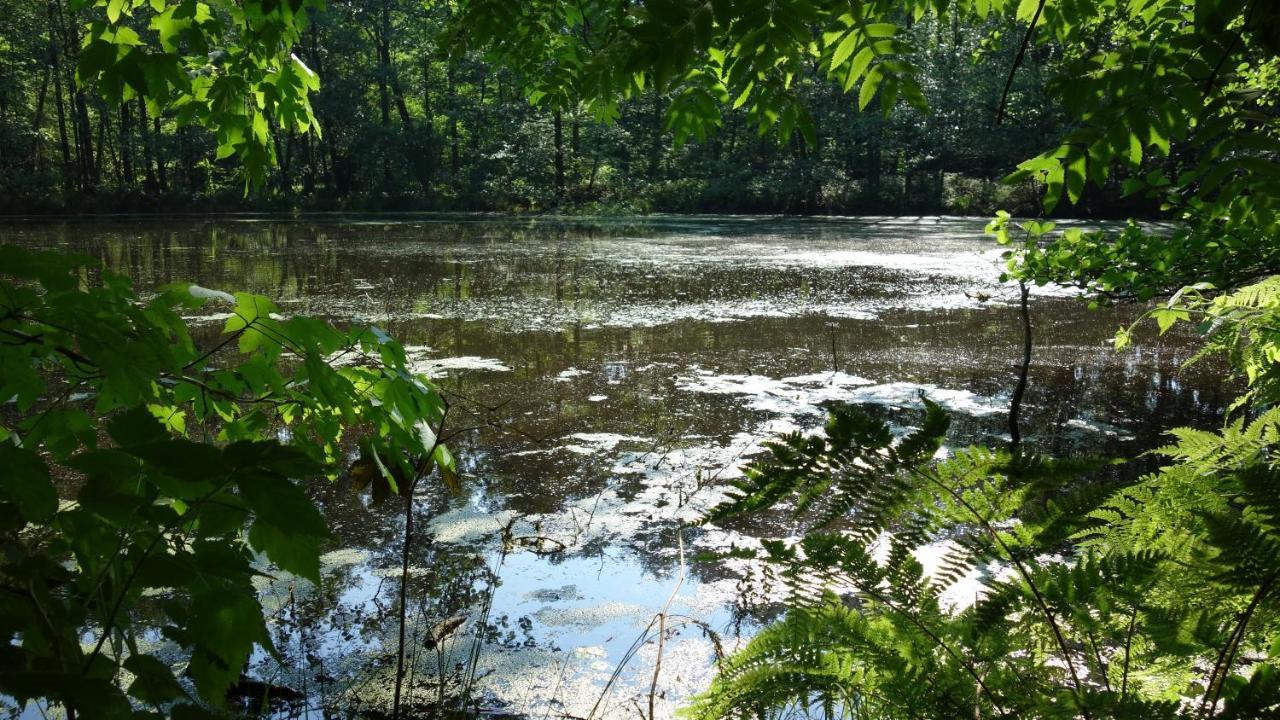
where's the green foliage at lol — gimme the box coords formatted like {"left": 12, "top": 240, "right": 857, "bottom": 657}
{"left": 982, "top": 0, "right": 1280, "bottom": 311}
{"left": 70, "top": 0, "right": 323, "bottom": 190}
{"left": 706, "top": 399, "right": 949, "bottom": 533}
{"left": 452, "top": 0, "right": 1273, "bottom": 189}
{"left": 7, "top": 0, "right": 1268, "bottom": 220}
{"left": 452, "top": 0, "right": 1279, "bottom": 310}
{"left": 690, "top": 399, "right": 1280, "bottom": 719}
{"left": 697, "top": 181, "right": 1280, "bottom": 718}
{"left": 1108, "top": 277, "right": 1280, "bottom": 413}
{"left": 681, "top": 0, "right": 1280, "bottom": 695}
{"left": 0, "top": 244, "right": 452, "bottom": 716}
{"left": 988, "top": 213, "right": 1280, "bottom": 303}
{"left": 454, "top": 0, "right": 975, "bottom": 145}
{"left": 1002, "top": 0, "right": 1280, "bottom": 217}
{"left": 4, "top": 0, "right": 1053, "bottom": 213}
{"left": 687, "top": 593, "right": 975, "bottom": 719}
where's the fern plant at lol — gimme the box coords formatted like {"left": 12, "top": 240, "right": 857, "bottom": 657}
{"left": 689, "top": 394, "right": 1280, "bottom": 719}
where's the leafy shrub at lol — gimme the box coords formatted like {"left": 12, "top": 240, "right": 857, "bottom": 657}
{"left": 0, "top": 245, "right": 453, "bottom": 716}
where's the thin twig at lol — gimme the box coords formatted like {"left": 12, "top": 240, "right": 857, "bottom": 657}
{"left": 82, "top": 479, "right": 236, "bottom": 672}
{"left": 1120, "top": 605, "right": 1138, "bottom": 699}
{"left": 995, "top": 0, "right": 1046, "bottom": 126}
{"left": 1201, "top": 570, "right": 1277, "bottom": 717}
{"left": 918, "top": 466, "right": 1089, "bottom": 718}
{"left": 1086, "top": 628, "right": 1112, "bottom": 693}
{"left": 1201, "top": 0, "right": 1255, "bottom": 100}
{"left": 391, "top": 404, "right": 451, "bottom": 720}
{"left": 647, "top": 530, "right": 686, "bottom": 720}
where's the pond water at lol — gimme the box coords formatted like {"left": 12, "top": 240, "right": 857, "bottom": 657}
{"left": 4, "top": 214, "right": 1229, "bottom": 718}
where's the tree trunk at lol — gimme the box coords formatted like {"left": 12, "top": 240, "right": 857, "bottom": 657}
{"left": 447, "top": 65, "right": 459, "bottom": 177}
{"left": 327, "top": 130, "right": 346, "bottom": 195}
{"left": 303, "top": 131, "right": 315, "bottom": 194}
{"left": 62, "top": 2, "right": 96, "bottom": 190}
{"left": 153, "top": 116, "right": 166, "bottom": 192}
{"left": 96, "top": 110, "right": 110, "bottom": 187}
{"left": 387, "top": 49, "right": 429, "bottom": 192}
{"left": 271, "top": 119, "right": 287, "bottom": 192}
{"left": 75, "top": 90, "right": 94, "bottom": 189}
{"left": 726, "top": 109, "right": 738, "bottom": 157}
{"left": 471, "top": 68, "right": 487, "bottom": 155}
{"left": 118, "top": 102, "right": 134, "bottom": 187}
{"left": 376, "top": 0, "right": 392, "bottom": 188}
{"left": 571, "top": 113, "right": 580, "bottom": 185}
{"left": 31, "top": 66, "right": 51, "bottom": 172}
{"left": 648, "top": 91, "right": 662, "bottom": 180}
{"left": 866, "top": 128, "right": 882, "bottom": 200}
{"left": 1009, "top": 282, "right": 1032, "bottom": 448}
{"left": 553, "top": 108, "right": 565, "bottom": 200}
{"left": 48, "top": 2, "right": 71, "bottom": 192}
{"left": 181, "top": 125, "right": 196, "bottom": 192}
{"left": 422, "top": 58, "right": 436, "bottom": 183}
{"left": 138, "top": 97, "right": 156, "bottom": 192}
{"left": 376, "top": 1, "right": 392, "bottom": 127}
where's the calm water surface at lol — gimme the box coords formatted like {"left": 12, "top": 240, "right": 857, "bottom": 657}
{"left": 4, "top": 214, "right": 1228, "bottom": 718}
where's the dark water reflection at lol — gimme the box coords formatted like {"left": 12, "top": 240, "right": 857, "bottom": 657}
{"left": 3, "top": 214, "right": 1228, "bottom": 718}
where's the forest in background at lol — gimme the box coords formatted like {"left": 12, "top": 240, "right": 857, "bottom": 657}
{"left": 0, "top": 0, "right": 1152, "bottom": 216}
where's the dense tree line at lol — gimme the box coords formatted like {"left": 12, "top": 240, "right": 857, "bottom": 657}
{"left": 0, "top": 0, "right": 1147, "bottom": 216}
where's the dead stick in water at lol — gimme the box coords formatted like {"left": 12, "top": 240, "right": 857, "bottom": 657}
{"left": 827, "top": 321, "right": 839, "bottom": 375}
{"left": 1009, "top": 281, "right": 1032, "bottom": 448}
{"left": 648, "top": 530, "right": 686, "bottom": 720}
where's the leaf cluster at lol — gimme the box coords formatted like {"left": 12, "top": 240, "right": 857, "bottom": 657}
{"left": 0, "top": 244, "right": 454, "bottom": 716}
{"left": 72, "top": 0, "right": 323, "bottom": 190}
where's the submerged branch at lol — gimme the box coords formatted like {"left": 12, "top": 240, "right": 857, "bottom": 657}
{"left": 1009, "top": 281, "right": 1032, "bottom": 448}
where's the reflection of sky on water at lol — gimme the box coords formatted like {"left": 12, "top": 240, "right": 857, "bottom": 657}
{"left": 1, "top": 214, "right": 1226, "bottom": 718}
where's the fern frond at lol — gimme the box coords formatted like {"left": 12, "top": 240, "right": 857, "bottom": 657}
{"left": 1219, "top": 662, "right": 1280, "bottom": 719}
{"left": 1201, "top": 512, "right": 1280, "bottom": 587}
{"left": 683, "top": 595, "right": 975, "bottom": 720}
{"left": 704, "top": 403, "right": 954, "bottom": 544}
{"left": 966, "top": 577, "right": 1026, "bottom": 634}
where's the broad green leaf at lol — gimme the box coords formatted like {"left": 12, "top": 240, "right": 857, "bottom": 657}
{"left": 0, "top": 445, "right": 57, "bottom": 521}
{"left": 248, "top": 521, "right": 322, "bottom": 583}
{"left": 291, "top": 53, "right": 319, "bottom": 91}
{"left": 1066, "top": 153, "right": 1086, "bottom": 204}
{"left": 434, "top": 443, "right": 460, "bottom": 493}
{"left": 1151, "top": 307, "right": 1190, "bottom": 334}
{"left": 1128, "top": 133, "right": 1143, "bottom": 165}
{"left": 845, "top": 47, "right": 875, "bottom": 91}
{"left": 224, "top": 293, "right": 281, "bottom": 355}
{"left": 107, "top": 405, "right": 168, "bottom": 448}
{"left": 830, "top": 31, "right": 857, "bottom": 70}
{"left": 147, "top": 404, "right": 187, "bottom": 436}
{"left": 858, "top": 66, "right": 883, "bottom": 110}
{"left": 124, "top": 655, "right": 188, "bottom": 705}
{"left": 183, "top": 590, "right": 273, "bottom": 703}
